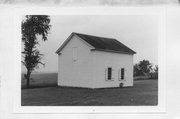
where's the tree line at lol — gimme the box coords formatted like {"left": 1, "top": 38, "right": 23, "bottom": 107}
{"left": 134, "top": 60, "right": 158, "bottom": 79}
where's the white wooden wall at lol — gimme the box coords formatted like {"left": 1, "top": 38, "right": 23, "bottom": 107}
{"left": 92, "top": 51, "right": 134, "bottom": 88}
{"left": 58, "top": 35, "right": 94, "bottom": 88}
{"left": 58, "top": 35, "right": 134, "bottom": 88}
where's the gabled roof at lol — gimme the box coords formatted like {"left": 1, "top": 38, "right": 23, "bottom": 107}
{"left": 56, "top": 32, "right": 136, "bottom": 55}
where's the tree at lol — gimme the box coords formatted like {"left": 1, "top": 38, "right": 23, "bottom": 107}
{"left": 154, "top": 65, "right": 158, "bottom": 73}
{"left": 138, "top": 60, "right": 152, "bottom": 75}
{"left": 21, "top": 15, "right": 51, "bottom": 88}
{"left": 154, "top": 65, "right": 158, "bottom": 78}
{"left": 133, "top": 64, "right": 142, "bottom": 76}
{"left": 133, "top": 60, "right": 153, "bottom": 76}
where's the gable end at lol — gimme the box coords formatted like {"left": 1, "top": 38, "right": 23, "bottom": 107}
{"left": 56, "top": 33, "right": 94, "bottom": 54}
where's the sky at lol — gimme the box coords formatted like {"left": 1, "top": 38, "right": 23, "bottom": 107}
{"left": 22, "top": 15, "right": 158, "bottom": 73}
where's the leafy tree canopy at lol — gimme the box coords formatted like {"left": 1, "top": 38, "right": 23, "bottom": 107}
{"left": 134, "top": 59, "right": 153, "bottom": 76}
{"left": 22, "top": 15, "right": 51, "bottom": 88}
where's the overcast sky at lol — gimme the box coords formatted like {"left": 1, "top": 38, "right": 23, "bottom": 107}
{"left": 22, "top": 15, "right": 158, "bottom": 73}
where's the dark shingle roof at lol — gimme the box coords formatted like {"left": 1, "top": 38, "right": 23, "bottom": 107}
{"left": 73, "top": 32, "right": 136, "bottom": 54}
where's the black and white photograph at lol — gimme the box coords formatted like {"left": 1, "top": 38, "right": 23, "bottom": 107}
{"left": 3, "top": 6, "right": 180, "bottom": 119}
{"left": 21, "top": 15, "right": 158, "bottom": 106}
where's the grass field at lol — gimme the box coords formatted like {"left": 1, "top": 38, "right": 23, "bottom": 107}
{"left": 21, "top": 73, "right": 158, "bottom": 106}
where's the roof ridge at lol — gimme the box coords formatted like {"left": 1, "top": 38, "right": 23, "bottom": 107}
{"left": 72, "top": 32, "right": 116, "bottom": 40}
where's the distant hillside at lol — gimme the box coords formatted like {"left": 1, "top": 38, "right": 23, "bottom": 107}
{"left": 21, "top": 73, "right": 58, "bottom": 89}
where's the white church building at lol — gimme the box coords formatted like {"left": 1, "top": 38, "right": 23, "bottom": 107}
{"left": 56, "top": 32, "right": 136, "bottom": 88}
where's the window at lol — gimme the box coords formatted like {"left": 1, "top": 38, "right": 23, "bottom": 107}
{"left": 107, "top": 67, "right": 112, "bottom": 80}
{"left": 105, "top": 67, "right": 113, "bottom": 81}
{"left": 72, "top": 47, "right": 77, "bottom": 61}
{"left": 121, "top": 68, "right": 125, "bottom": 80}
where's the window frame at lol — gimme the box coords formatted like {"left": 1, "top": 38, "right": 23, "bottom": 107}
{"left": 118, "top": 68, "right": 125, "bottom": 80}
{"left": 107, "top": 67, "right": 112, "bottom": 80}
{"left": 121, "top": 68, "right": 125, "bottom": 80}
{"left": 105, "top": 67, "right": 113, "bottom": 81}
{"left": 72, "top": 47, "right": 77, "bottom": 62}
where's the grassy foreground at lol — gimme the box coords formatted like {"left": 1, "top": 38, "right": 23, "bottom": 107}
{"left": 21, "top": 73, "right": 157, "bottom": 106}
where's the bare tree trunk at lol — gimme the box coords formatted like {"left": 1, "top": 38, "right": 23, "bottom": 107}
{"left": 26, "top": 69, "right": 31, "bottom": 88}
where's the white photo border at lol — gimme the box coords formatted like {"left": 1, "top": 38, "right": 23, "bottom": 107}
{"left": 12, "top": 6, "right": 166, "bottom": 114}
